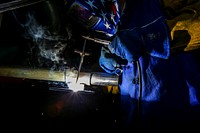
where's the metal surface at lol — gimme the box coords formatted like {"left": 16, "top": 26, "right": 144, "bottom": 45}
{"left": 0, "top": 66, "right": 119, "bottom": 86}
{"left": 0, "top": 66, "right": 65, "bottom": 82}
{"left": 0, "top": 0, "right": 46, "bottom": 13}
{"left": 90, "top": 72, "right": 119, "bottom": 86}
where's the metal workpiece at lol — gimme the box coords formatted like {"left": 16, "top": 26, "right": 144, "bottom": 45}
{"left": 0, "top": 66, "right": 119, "bottom": 87}
{"left": 90, "top": 72, "right": 119, "bottom": 86}
{"left": 0, "top": 66, "right": 65, "bottom": 82}
{"left": 70, "top": 71, "right": 119, "bottom": 86}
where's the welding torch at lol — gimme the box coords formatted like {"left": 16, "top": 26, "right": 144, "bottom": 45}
{"left": 74, "top": 35, "right": 112, "bottom": 83}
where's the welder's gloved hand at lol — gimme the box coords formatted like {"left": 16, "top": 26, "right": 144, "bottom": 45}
{"left": 108, "top": 28, "right": 144, "bottom": 63}
{"left": 99, "top": 46, "right": 128, "bottom": 75}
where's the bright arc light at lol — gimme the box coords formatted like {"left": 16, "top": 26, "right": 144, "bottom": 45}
{"left": 67, "top": 82, "right": 85, "bottom": 92}
{"left": 65, "top": 69, "right": 90, "bottom": 92}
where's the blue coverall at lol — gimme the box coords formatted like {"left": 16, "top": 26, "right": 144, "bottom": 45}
{"left": 99, "top": 0, "right": 200, "bottom": 130}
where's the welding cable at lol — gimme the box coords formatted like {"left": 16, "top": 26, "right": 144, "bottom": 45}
{"left": 136, "top": 60, "right": 142, "bottom": 121}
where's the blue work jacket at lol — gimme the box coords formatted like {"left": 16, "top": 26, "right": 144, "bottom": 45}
{"left": 111, "top": 0, "right": 200, "bottom": 129}
{"left": 112, "top": 0, "right": 200, "bottom": 108}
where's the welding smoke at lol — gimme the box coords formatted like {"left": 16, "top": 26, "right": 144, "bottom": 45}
{"left": 10, "top": 1, "right": 76, "bottom": 89}
{"left": 11, "top": 0, "right": 73, "bottom": 70}
{"left": 24, "top": 13, "right": 68, "bottom": 70}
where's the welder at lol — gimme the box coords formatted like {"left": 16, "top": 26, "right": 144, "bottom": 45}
{"left": 64, "top": 0, "right": 200, "bottom": 130}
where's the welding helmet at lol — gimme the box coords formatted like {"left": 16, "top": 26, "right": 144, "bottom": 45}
{"left": 64, "top": 0, "right": 121, "bottom": 40}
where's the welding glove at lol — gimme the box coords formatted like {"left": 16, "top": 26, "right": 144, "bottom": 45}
{"left": 99, "top": 46, "right": 127, "bottom": 75}
{"left": 64, "top": 0, "right": 120, "bottom": 40}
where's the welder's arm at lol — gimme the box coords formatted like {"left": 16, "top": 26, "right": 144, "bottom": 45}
{"left": 107, "top": 29, "right": 144, "bottom": 63}
{"left": 99, "top": 46, "right": 127, "bottom": 75}
{"left": 98, "top": 29, "right": 144, "bottom": 75}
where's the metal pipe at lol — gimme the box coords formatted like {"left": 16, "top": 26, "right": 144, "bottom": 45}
{"left": 90, "top": 72, "right": 119, "bottom": 86}
{"left": 0, "top": 66, "right": 119, "bottom": 86}
{"left": 0, "top": 66, "right": 65, "bottom": 82}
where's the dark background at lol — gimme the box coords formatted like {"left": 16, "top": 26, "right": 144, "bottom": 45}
{"left": 0, "top": 0, "right": 122, "bottom": 131}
